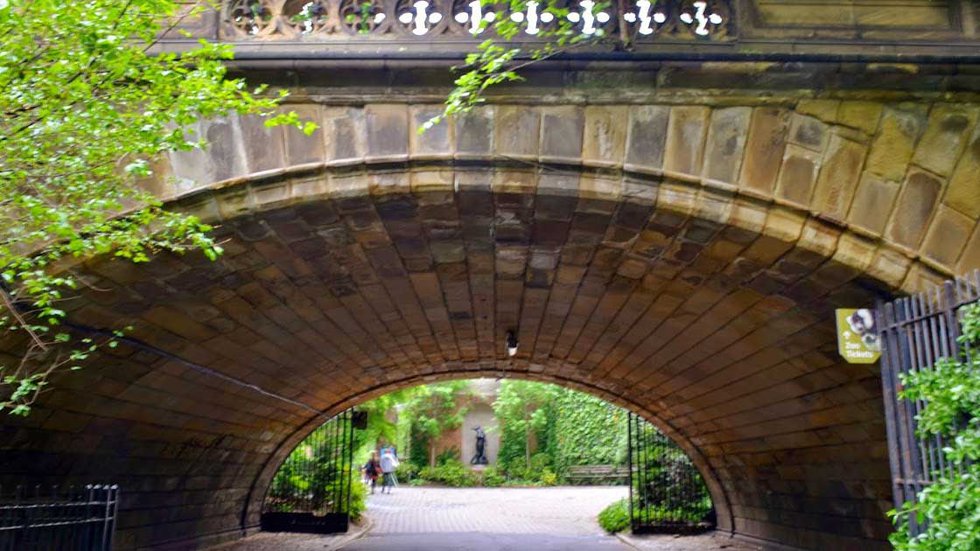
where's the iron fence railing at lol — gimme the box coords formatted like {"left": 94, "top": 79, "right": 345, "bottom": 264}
{"left": 261, "top": 408, "right": 357, "bottom": 534}
{"left": 0, "top": 484, "right": 118, "bottom": 551}
{"left": 627, "top": 413, "right": 714, "bottom": 533}
{"left": 876, "top": 270, "right": 980, "bottom": 537}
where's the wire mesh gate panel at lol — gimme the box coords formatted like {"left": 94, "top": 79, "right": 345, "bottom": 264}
{"left": 627, "top": 413, "right": 714, "bottom": 534}
{"left": 0, "top": 484, "right": 118, "bottom": 551}
{"left": 262, "top": 409, "right": 356, "bottom": 534}
{"left": 876, "top": 270, "right": 980, "bottom": 538}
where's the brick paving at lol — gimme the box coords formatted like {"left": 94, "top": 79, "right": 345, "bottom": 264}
{"left": 216, "top": 486, "right": 761, "bottom": 550}
{"left": 364, "top": 485, "right": 626, "bottom": 535}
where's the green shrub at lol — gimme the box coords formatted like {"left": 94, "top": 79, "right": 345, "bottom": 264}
{"left": 539, "top": 468, "right": 558, "bottom": 486}
{"left": 598, "top": 499, "right": 630, "bottom": 533}
{"left": 436, "top": 447, "right": 460, "bottom": 465}
{"left": 395, "top": 461, "right": 419, "bottom": 482}
{"left": 530, "top": 452, "right": 553, "bottom": 472}
{"left": 347, "top": 473, "right": 367, "bottom": 522}
{"left": 419, "top": 459, "right": 479, "bottom": 487}
{"left": 481, "top": 466, "right": 505, "bottom": 487}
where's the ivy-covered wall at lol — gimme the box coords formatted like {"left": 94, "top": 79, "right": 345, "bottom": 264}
{"left": 549, "top": 391, "right": 629, "bottom": 476}
{"left": 493, "top": 380, "right": 629, "bottom": 480}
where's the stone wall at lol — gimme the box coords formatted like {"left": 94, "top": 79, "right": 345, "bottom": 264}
{"left": 0, "top": 80, "right": 977, "bottom": 550}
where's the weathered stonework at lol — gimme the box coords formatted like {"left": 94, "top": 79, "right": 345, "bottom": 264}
{"left": 2, "top": 86, "right": 978, "bottom": 551}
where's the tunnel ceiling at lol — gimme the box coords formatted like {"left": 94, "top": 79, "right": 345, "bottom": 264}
{"left": 3, "top": 170, "right": 898, "bottom": 549}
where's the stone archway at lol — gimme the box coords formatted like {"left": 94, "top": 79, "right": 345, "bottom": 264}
{"left": 1, "top": 96, "right": 977, "bottom": 550}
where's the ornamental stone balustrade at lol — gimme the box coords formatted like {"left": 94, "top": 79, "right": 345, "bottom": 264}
{"left": 1, "top": 1, "right": 979, "bottom": 550}
{"left": 160, "top": 0, "right": 980, "bottom": 60}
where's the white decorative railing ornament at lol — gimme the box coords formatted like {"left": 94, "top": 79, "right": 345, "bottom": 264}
{"left": 222, "top": 0, "right": 732, "bottom": 40}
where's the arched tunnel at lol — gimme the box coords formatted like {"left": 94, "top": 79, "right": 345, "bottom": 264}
{"left": 1, "top": 95, "right": 977, "bottom": 551}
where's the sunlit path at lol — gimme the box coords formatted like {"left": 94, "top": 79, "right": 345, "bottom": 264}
{"left": 364, "top": 486, "right": 626, "bottom": 535}
{"left": 340, "top": 533, "right": 630, "bottom": 551}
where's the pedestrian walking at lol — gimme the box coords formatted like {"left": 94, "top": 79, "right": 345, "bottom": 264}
{"left": 380, "top": 448, "right": 398, "bottom": 493}
{"left": 363, "top": 451, "right": 382, "bottom": 494}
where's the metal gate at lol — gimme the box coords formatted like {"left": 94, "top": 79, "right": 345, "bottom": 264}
{"left": 261, "top": 409, "right": 359, "bottom": 534}
{"left": 876, "top": 270, "right": 979, "bottom": 537}
{"left": 627, "top": 412, "right": 714, "bottom": 533}
{"left": 0, "top": 484, "right": 118, "bottom": 551}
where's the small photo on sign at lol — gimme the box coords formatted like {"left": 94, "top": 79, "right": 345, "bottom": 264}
{"left": 846, "top": 309, "right": 879, "bottom": 350}
{"left": 836, "top": 308, "right": 881, "bottom": 364}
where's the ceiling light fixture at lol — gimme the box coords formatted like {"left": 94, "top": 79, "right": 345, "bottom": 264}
{"left": 506, "top": 330, "right": 519, "bottom": 357}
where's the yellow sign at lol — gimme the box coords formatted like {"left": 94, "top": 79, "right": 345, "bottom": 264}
{"left": 836, "top": 309, "right": 881, "bottom": 364}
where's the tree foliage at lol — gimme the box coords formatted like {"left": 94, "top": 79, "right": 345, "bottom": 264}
{"left": 890, "top": 303, "right": 980, "bottom": 550}
{"left": 493, "top": 379, "right": 558, "bottom": 470}
{"left": 0, "top": 0, "right": 310, "bottom": 415}
{"left": 400, "top": 381, "right": 472, "bottom": 466}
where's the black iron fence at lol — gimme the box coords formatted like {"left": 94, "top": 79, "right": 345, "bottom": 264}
{"left": 0, "top": 484, "right": 118, "bottom": 551}
{"left": 262, "top": 408, "right": 357, "bottom": 534}
{"left": 627, "top": 413, "right": 714, "bottom": 533}
{"left": 876, "top": 270, "right": 980, "bottom": 537}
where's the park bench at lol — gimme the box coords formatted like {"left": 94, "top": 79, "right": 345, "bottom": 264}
{"left": 566, "top": 465, "right": 629, "bottom": 485}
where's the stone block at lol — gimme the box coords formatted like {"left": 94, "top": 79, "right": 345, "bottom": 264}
{"left": 664, "top": 106, "right": 710, "bottom": 177}
{"left": 886, "top": 170, "right": 943, "bottom": 249}
{"left": 903, "top": 263, "right": 946, "bottom": 293}
{"left": 283, "top": 104, "right": 325, "bottom": 165}
{"left": 847, "top": 173, "right": 900, "bottom": 236}
{"left": 540, "top": 106, "right": 583, "bottom": 162}
{"left": 410, "top": 170, "right": 453, "bottom": 194}
{"left": 788, "top": 114, "right": 829, "bottom": 152}
{"left": 775, "top": 145, "right": 821, "bottom": 207}
{"left": 371, "top": 171, "right": 412, "bottom": 196}
{"left": 921, "top": 205, "right": 974, "bottom": 267}
{"left": 865, "top": 105, "right": 927, "bottom": 181}
{"left": 411, "top": 105, "right": 453, "bottom": 157}
{"left": 582, "top": 106, "right": 628, "bottom": 166}
{"left": 796, "top": 99, "right": 840, "bottom": 123}
{"left": 957, "top": 224, "right": 980, "bottom": 274}
{"left": 703, "top": 107, "right": 751, "bottom": 185}
{"left": 322, "top": 107, "right": 366, "bottom": 163}
{"left": 912, "top": 104, "right": 978, "bottom": 177}
{"left": 365, "top": 104, "right": 409, "bottom": 158}
{"left": 944, "top": 122, "right": 980, "bottom": 219}
{"left": 625, "top": 105, "right": 670, "bottom": 171}
{"left": 838, "top": 102, "right": 883, "bottom": 135}
{"left": 810, "top": 136, "right": 867, "bottom": 221}
{"left": 579, "top": 173, "right": 622, "bottom": 201}
{"left": 656, "top": 181, "right": 698, "bottom": 218}
{"left": 832, "top": 233, "right": 876, "bottom": 273}
{"left": 455, "top": 107, "right": 494, "bottom": 155}
{"left": 495, "top": 106, "right": 540, "bottom": 158}
{"left": 739, "top": 108, "right": 791, "bottom": 194}
{"left": 865, "top": 247, "right": 911, "bottom": 289}
{"left": 764, "top": 208, "right": 807, "bottom": 246}
{"left": 239, "top": 115, "right": 285, "bottom": 174}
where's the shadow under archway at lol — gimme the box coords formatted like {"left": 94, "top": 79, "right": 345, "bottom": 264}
{"left": 0, "top": 172, "right": 900, "bottom": 550}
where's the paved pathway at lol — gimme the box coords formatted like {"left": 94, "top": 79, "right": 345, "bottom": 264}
{"left": 214, "top": 486, "right": 762, "bottom": 551}
{"left": 363, "top": 485, "right": 627, "bottom": 535}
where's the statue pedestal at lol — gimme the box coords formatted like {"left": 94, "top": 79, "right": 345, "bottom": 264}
{"left": 470, "top": 464, "right": 488, "bottom": 472}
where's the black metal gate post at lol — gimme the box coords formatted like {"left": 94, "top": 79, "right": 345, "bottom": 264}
{"left": 626, "top": 412, "right": 714, "bottom": 534}
{"left": 261, "top": 408, "right": 357, "bottom": 534}
{"left": 876, "top": 270, "right": 979, "bottom": 538}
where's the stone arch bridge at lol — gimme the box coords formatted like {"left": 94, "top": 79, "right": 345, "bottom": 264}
{"left": 2, "top": 1, "right": 980, "bottom": 550}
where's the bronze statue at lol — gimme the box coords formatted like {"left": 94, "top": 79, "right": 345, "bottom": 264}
{"left": 471, "top": 426, "right": 488, "bottom": 465}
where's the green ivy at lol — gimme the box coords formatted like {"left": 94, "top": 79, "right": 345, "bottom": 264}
{"left": 551, "top": 390, "right": 629, "bottom": 477}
